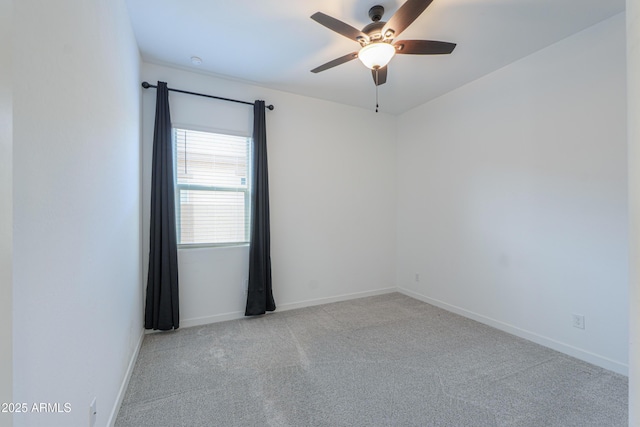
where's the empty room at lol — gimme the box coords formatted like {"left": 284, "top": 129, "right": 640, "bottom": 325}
{"left": 2, "top": 0, "right": 639, "bottom": 426}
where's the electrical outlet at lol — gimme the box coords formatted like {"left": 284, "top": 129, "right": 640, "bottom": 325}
{"left": 89, "top": 397, "right": 97, "bottom": 427}
{"left": 572, "top": 314, "right": 585, "bottom": 330}
{"left": 415, "top": 273, "right": 420, "bottom": 282}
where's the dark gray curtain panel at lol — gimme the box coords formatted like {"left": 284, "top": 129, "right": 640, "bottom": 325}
{"left": 245, "top": 100, "right": 276, "bottom": 316}
{"left": 145, "top": 81, "right": 180, "bottom": 330}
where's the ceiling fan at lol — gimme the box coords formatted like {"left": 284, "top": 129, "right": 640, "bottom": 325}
{"left": 310, "top": 0, "right": 456, "bottom": 86}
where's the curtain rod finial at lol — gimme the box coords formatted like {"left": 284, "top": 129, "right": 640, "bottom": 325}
{"left": 267, "top": 105, "right": 274, "bottom": 111}
{"left": 141, "top": 81, "right": 151, "bottom": 89}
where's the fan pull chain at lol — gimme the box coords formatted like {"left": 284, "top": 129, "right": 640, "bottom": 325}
{"left": 375, "top": 68, "right": 379, "bottom": 113}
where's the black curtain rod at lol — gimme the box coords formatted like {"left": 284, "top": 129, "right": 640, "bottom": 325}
{"left": 141, "top": 81, "right": 274, "bottom": 110}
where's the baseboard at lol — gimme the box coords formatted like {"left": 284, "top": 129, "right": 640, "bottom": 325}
{"left": 276, "top": 287, "right": 397, "bottom": 312}
{"left": 177, "top": 287, "right": 398, "bottom": 329}
{"left": 179, "top": 311, "right": 246, "bottom": 329}
{"left": 107, "top": 328, "right": 145, "bottom": 427}
{"left": 398, "top": 287, "right": 629, "bottom": 376}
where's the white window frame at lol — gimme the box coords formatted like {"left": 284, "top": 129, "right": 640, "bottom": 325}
{"left": 172, "top": 125, "right": 252, "bottom": 248}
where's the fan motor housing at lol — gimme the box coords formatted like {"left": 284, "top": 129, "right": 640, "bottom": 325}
{"left": 362, "top": 21, "right": 386, "bottom": 41}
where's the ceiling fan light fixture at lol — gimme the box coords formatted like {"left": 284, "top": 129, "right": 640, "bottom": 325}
{"left": 357, "top": 42, "right": 396, "bottom": 70}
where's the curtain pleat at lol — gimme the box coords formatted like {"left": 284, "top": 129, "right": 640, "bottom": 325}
{"left": 145, "top": 81, "right": 180, "bottom": 330}
{"left": 245, "top": 100, "right": 276, "bottom": 316}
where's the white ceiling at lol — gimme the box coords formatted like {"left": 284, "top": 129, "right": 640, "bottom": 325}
{"left": 125, "top": 0, "right": 625, "bottom": 115}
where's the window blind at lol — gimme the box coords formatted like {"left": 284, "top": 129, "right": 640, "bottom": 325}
{"left": 174, "top": 128, "right": 251, "bottom": 246}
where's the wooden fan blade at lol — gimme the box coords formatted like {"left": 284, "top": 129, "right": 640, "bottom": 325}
{"left": 311, "top": 52, "right": 359, "bottom": 73}
{"left": 372, "top": 66, "right": 388, "bottom": 86}
{"left": 311, "top": 12, "right": 369, "bottom": 43}
{"left": 394, "top": 40, "right": 456, "bottom": 55}
{"left": 382, "top": 0, "right": 434, "bottom": 39}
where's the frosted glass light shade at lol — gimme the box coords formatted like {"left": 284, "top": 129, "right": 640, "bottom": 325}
{"left": 358, "top": 42, "right": 396, "bottom": 69}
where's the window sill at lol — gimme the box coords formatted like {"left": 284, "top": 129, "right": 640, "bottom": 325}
{"left": 178, "top": 242, "right": 250, "bottom": 250}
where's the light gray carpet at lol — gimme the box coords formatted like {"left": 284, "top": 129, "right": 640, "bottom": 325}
{"left": 115, "top": 293, "right": 628, "bottom": 426}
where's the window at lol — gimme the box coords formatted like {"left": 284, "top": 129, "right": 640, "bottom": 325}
{"left": 173, "top": 128, "right": 251, "bottom": 246}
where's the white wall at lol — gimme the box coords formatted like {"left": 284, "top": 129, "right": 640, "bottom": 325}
{"left": 141, "top": 63, "right": 397, "bottom": 326}
{"left": 0, "top": 0, "right": 13, "bottom": 425}
{"left": 12, "top": 1, "right": 142, "bottom": 426}
{"left": 397, "top": 14, "right": 628, "bottom": 374}
{"left": 627, "top": 0, "right": 640, "bottom": 422}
